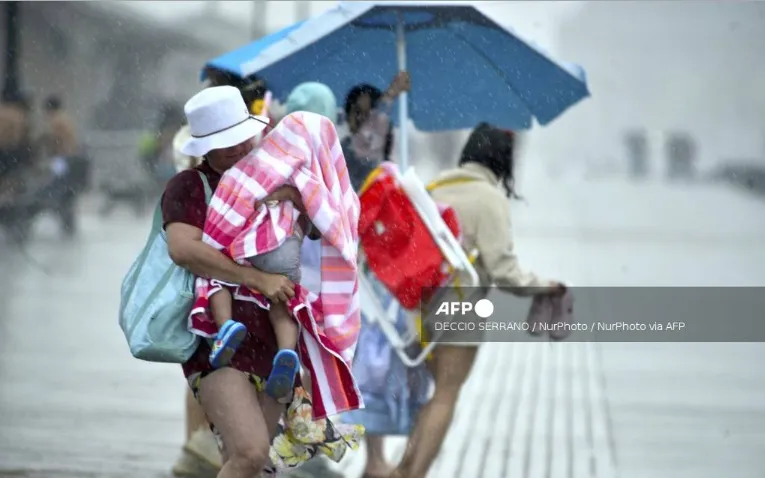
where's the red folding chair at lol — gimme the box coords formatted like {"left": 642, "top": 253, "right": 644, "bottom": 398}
{"left": 358, "top": 163, "right": 479, "bottom": 367}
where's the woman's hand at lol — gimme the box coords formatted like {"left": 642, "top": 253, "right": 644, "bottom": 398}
{"left": 385, "top": 71, "right": 411, "bottom": 100}
{"left": 166, "top": 222, "right": 295, "bottom": 299}
{"left": 242, "top": 269, "right": 295, "bottom": 303}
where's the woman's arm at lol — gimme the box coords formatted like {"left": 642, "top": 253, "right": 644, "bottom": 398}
{"left": 475, "top": 198, "right": 560, "bottom": 297}
{"left": 355, "top": 71, "right": 409, "bottom": 126}
{"left": 382, "top": 71, "right": 410, "bottom": 105}
{"left": 166, "top": 222, "right": 295, "bottom": 302}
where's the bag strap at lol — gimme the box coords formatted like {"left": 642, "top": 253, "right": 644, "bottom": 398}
{"left": 149, "top": 170, "right": 212, "bottom": 239}
{"left": 124, "top": 169, "right": 215, "bottom": 320}
{"left": 358, "top": 165, "right": 384, "bottom": 196}
{"left": 360, "top": 169, "right": 479, "bottom": 196}
{"left": 425, "top": 176, "right": 478, "bottom": 192}
{"left": 198, "top": 170, "right": 213, "bottom": 205}
{"left": 150, "top": 197, "right": 165, "bottom": 236}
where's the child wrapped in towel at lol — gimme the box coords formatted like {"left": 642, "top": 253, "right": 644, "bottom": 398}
{"left": 190, "top": 111, "right": 363, "bottom": 419}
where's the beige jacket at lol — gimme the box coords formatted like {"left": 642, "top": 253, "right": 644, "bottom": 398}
{"left": 172, "top": 124, "right": 203, "bottom": 172}
{"left": 429, "top": 162, "right": 552, "bottom": 296}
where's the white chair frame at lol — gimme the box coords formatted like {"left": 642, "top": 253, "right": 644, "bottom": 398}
{"left": 359, "top": 166, "right": 480, "bottom": 367}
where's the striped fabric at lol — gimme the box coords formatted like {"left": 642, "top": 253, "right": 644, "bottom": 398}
{"left": 190, "top": 111, "right": 363, "bottom": 419}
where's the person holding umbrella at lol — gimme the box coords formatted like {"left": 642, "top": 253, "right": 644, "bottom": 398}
{"left": 341, "top": 72, "right": 410, "bottom": 191}
{"left": 340, "top": 71, "right": 433, "bottom": 478}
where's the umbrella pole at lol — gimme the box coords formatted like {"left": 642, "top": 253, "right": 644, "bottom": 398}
{"left": 396, "top": 13, "right": 409, "bottom": 171}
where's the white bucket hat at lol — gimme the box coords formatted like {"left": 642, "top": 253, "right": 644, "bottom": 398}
{"left": 180, "top": 85, "right": 270, "bottom": 158}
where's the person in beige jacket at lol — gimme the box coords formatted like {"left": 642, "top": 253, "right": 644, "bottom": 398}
{"left": 390, "top": 123, "right": 564, "bottom": 478}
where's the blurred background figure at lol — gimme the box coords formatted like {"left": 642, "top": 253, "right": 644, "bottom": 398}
{"left": 172, "top": 120, "right": 203, "bottom": 173}
{"left": 39, "top": 95, "right": 78, "bottom": 166}
{"left": 0, "top": 90, "right": 30, "bottom": 194}
{"left": 138, "top": 103, "right": 185, "bottom": 184}
{"left": 342, "top": 72, "right": 409, "bottom": 191}
{"left": 35, "top": 94, "right": 84, "bottom": 236}
{"left": 283, "top": 81, "right": 338, "bottom": 124}
{"left": 99, "top": 102, "right": 184, "bottom": 218}
{"left": 664, "top": 131, "right": 698, "bottom": 181}
{"left": 624, "top": 129, "right": 649, "bottom": 179}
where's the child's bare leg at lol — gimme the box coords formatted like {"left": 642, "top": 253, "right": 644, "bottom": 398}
{"left": 208, "top": 288, "right": 247, "bottom": 369}
{"left": 266, "top": 301, "right": 301, "bottom": 402}
{"left": 269, "top": 301, "right": 299, "bottom": 351}
{"left": 209, "top": 287, "right": 234, "bottom": 330}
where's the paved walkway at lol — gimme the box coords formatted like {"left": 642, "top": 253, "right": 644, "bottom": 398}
{"left": 1, "top": 175, "right": 764, "bottom": 477}
{"left": 328, "top": 175, "right": 765, "bottom": 478}
{"left": 0, "top": 210, "right": 185, "bottom": 478}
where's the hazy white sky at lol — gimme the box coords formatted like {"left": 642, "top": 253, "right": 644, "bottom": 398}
{"left": 118, "top": 1, "right": 585, "bottom": 52}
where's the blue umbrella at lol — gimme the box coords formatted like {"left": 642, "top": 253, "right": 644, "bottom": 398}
{"left": 207, "top": 1, "right": 589, "bottom": 170}
{"left": 201, "top": 20, "right": 307, "bottom": 80}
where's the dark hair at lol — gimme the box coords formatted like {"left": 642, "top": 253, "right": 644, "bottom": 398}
{"left": 44, "top": 95, "right": 63, "bottom": 111}
{"left": 207, "top": 68, "right": 267, "bottom": 107}
{"left": 458, "top": 122, "right": 519, "bottom": 199}
{"left": 344, "top": 83, "right": 393, "bottom": 162}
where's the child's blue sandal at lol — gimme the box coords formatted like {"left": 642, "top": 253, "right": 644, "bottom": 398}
{"left": 209, "top": 319, "right": 248, "bottom": 368}
{"left": 266, "top": 349, "right": 300, "bottom": 402}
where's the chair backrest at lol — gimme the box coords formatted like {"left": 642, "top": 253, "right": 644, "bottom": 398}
{"left": 357, "top": 164, "right": 482, "bottom": 366}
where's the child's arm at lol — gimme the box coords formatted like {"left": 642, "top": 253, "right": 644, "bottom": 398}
{"left": 209, "top": 287, "right": 234, "bottom": 330}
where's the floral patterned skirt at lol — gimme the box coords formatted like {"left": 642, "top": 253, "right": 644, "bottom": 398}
{"left": 188, "top": 370, "right": 365, "bottom": 475}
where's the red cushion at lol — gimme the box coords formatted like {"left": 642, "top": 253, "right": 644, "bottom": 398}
{"left": 359, "top": 174, "right": 461, "bottom": 309}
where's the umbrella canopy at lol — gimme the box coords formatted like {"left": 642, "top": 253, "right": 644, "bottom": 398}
{"left": 201, "top": 20, "right": 307, "bottom": 81}
{"left": 213, "top": 1, "right": 589, "bottom": 133}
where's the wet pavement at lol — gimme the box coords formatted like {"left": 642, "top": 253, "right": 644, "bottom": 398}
{"left": 0, "top": 205, "right": 183, "bottom": 478}
{"left": 2, "top": 176, "right": 765, "bottom": 477}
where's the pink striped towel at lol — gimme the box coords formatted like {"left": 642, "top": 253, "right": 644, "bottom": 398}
{"left": 190, "top": 111, "right": 363, "bottom": 419}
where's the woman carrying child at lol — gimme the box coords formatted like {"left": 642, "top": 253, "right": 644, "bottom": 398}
{"left": 164, "top": 85, "right": 362, "bottom": 478}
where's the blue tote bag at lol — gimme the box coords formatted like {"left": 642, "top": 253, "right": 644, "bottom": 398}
{"left": 118, "top": 171, "right": 211, "bottom": 363}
